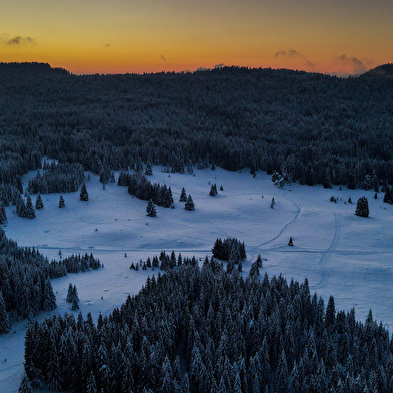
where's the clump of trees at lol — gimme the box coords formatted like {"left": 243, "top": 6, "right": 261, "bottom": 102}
{"left": 27, "top": 163, "right": 84, "bottom": 194}
{"left": 118, "top": 172, "right": 174, "bottom": 208}
{"left": 211, "top": 237, "right": 246, "bottom": 261}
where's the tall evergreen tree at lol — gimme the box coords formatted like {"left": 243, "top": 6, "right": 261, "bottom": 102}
{"left": 0, "top": 202, "right": 7, "bottom": 225}
{"left": 146, "top": 200, "right": 157, "bottom": 217}
{"left": 18, "top": 373, "right": 33, "bottom": 393}
{"left": 355, "top": 197, "right": 369, "bottom": 217}
{"left": 58, "top": 195, "right": 65, "bottom": 208}
{"left": 35, "top": 194, "right": 44, "bottom": 210}
{"left": 179, "top": 187, "right": 187, "bottom": 202}
{"left": 0, "top": 291, "right": 11, "bottom": 334}
{"left": 42, "top": 277, "right": 57, "bottom": 311}
{"left": 80, "top": 183, "right": 89, "bottom": 201}
{"left": 185, "top": 195, "right": 195, "bottom": 211}
{"left": 25, "top": 196, "right": 35, "bottom": 219}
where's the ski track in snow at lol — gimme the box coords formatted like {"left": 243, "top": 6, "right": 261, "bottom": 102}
{"left": 248, "top": 198, "right": 301, "bottom": 261}
{"left": 311, "top": 213, "right": 341, "bottom": 290}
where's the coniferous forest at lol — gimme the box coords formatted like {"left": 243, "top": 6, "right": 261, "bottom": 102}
{"left": 24, "top": 262, "right": 393, "bottom": 393}
{"left": 2, "top": 62, "right": 393, "bottom": 392}
{"left": 1, "top": 62, "right": 393, "bottom": 189}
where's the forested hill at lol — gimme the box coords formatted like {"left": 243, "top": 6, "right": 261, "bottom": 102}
{"left": 1, "top": 63, "right": 393, "bottom": 188}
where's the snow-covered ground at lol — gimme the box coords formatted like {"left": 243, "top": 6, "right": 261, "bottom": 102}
{"left": 1, "top": 166, "right": 393, "bottom": 392}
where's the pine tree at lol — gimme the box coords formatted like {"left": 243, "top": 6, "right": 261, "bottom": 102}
{"left": 383, "top": 186, "right": 393, "bottom": 204}
{"left": 271, "top": 197, "right": 275, "bottom": 208}
{"left": 71, "top": 294, "right": 80, "bottom": 310}
{"left": 15, "top": 194, "right": 27, "bottom": 218}
{"left": 66, "top": 283, "right": 74, "bottom": 303}
{"left": 18, "top": 373, "right": 33, "bottom": 393}
{"left": 42, "top": 277, "right": 57, "bottom": 311}
{"left": 179, "top": 187, "right": 187, "bottom": 202}
{"left": 145, "top": 161, "right": 153, "bottom": 176}
{"left": 0, "top": 202, "right": 7, "bottom": 225}
{"left": 146, "top": 200, "right": 157, "bottom": 217}
{"left": 59, "top": 195, "right": 65, "bottom": 208}
{"left": 35, "top": 194, "right": 44, "bottom": 210}
{"left": 288, "top": 236, "right": 294, "bottom": 246}
{"left": 209, "top": 184, "right": 218, "bottom": 196}
{"left": 0, "top": 291, "right": 11, "bottom": 334}
{"left": 24, "top": 196, "right": 35, "bottom": 219}
{"left": 80, "top": 183, "right": 89, "bottom": 201}
{"left": 355, "top": 197, "right": 369, "bottom": 217}
{"left": 185, "top": 195, "right": 195, "bottom": 211}
{"left": 256, "top": 254, "right": 263, "bottom": 268}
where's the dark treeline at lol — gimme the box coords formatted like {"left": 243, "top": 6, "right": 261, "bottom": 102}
{"left": 1, "top": 62, "right": 393, "bottom": 189}
{"left": 130, "top": 250, "right": 201, "bottom": 272}
{"left": 118, "top": 172, "right": 174, "bottom": 207}
{"left": 0, "top": 228, "right": 56, "bottom": 328}
{"left": 0, "top": 226, "right": 102, "bottom": 333}
{"left": 24, "top": 262, "right": 393, "bottom": 392}
{"left": 27, "top": 162, "right": 84, "bottom": 194}
{"left": 49, "top": 253, "right": 102, "bottom": 278}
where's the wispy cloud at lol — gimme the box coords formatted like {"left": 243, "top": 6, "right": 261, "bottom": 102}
{"left": 104, "top": 43, "right": 110, "bottom": 48}
{"left": 160, "top": 55, "right": 167, "bottom": 63}
{"left": 1, "top": 35, "right": 37, "bottom": 45}
{"left": 274, "top": 49, "right": 305, "bottom": 59}
{"left": 334, "top": 55, "right": 368, "bottom": 75}
{"left": 274, "top": 49, "right": 315, "bottom": 70}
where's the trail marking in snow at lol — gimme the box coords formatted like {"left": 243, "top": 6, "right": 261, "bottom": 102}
{"left": 311, "top": 213, "right": 341, "bottom": 290}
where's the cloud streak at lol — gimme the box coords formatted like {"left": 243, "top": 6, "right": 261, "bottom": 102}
{"left": 274, "top": 49, "right": 315, "bottom": 69}
{"left": 1, "top": 36, "right": 37, "bottom": 45}
{"left": 160, "top": 55, "right": 167, "bottom": 63}
{"left": 334, "top": 55, "right": 368, "bottom": 74}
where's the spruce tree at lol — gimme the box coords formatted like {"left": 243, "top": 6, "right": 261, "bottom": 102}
{"left": 146, "top": 200, "right": 157, "bottom": 217}
{"left": 80, "top": 183, "right": 89, "bottom": 201}
{"left": 66, "top": 283, "right": 73, "bottom": 303}
{"left": 0, "top": 202, "right": 7, "bottom": 225}
{"left": 355, "top": 197, "right": 369, "bottom": 217}
{"left": 42, "top": 277, "right": 57, "bottom": 311}
{"left": 145, "top": 161, "right": 153, "bottom": 176}
{"left": 15, "top": 194, "right": 26, "bottom": 218}
{"left": 185, "top": 195, "right": 195, "bottom": 211}
{"left": 35, "top": 194, "right": 44, "bottom": 210}
{"left": 18, "top": 373, "right": 33, "bottom": 393}
{"left": 179, "top": 187, "right": 187, "bottom": 202}
{"left": 209, "top": 184, "right": 218, "bottom": 196}
{"left": 25, "top": 196, "right": 35, "bottom": 219}
{"left": 0, "top": 291, "right": 11, "bottom": 334}
{"left": 59, "top": 195, "right": 65, "bottom": 208}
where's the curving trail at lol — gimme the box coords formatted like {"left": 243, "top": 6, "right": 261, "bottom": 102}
{"left": 247, "top": 199, "right": 301, "bottom": 263}
{"left": 311, "top": 213, "right": 341, "bottom": 290}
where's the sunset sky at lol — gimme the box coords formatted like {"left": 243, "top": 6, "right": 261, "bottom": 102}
{"left": 1, "top": 0, "right": 392, "bottom": 75}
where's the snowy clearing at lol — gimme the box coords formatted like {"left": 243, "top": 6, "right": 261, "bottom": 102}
{"left": 1, "top": 166, "right": 393, "bottom": 392}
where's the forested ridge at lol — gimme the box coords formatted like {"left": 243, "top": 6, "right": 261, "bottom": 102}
{"left": 1, "top": 62, "right": 393, "bottom": 189}
{"left": 24, "top": 262, "right": 393, "bottom": 393}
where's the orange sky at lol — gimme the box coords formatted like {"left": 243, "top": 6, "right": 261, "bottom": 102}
{"left": 1, "top": 0, "right": 392, "bottom": 75}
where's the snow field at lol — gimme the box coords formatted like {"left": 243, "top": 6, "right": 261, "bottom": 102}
{"left": 1, "top": 166, "right": 393, "bottom": 392}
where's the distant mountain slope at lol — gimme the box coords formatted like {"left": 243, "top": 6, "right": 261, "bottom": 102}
{"left": 0, "top": 63, "right": 393, "bottom": 189}
{"left": 0, "top": 62, "right": 69, "bottom": 76}
{"left": 360, "top": 63, "right": 393, "bottom": 78}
